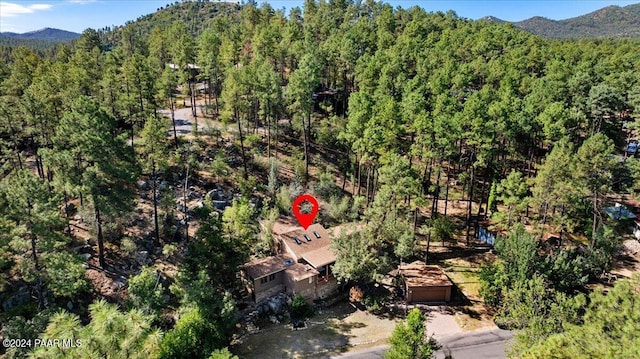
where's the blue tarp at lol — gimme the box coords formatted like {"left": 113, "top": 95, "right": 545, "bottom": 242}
{"left": 477, "top": 226, "right": 497, "bottom": 246}
{"left": 604, "top": 205, "right": 636, "bottom": 220}
{"left": 626, "top": 142, "right": 638, "bottom": 154}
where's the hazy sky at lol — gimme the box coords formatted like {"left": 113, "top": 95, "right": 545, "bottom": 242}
{"left": 1, "top": 0, "right": 638, "bottom": 33}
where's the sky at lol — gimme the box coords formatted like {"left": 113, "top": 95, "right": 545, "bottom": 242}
{"left": 0, "top": 0, "right": 638, "bottom": 34}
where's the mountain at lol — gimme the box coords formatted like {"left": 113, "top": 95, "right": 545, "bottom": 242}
{"left": 479, "top": 16, "right": 506, "bottom": 24}
{"left": 105, "top": 1, "right": 241, "bottom": 45}
{"left": 0, "top": 27, "right": 80, "bottom": 42}
{"left": 482, "top": 3, "right": 640, "bottom": 38}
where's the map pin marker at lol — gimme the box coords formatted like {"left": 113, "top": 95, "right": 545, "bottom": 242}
{"left": 292, "top": 194, "right": 319, "bottom": 230}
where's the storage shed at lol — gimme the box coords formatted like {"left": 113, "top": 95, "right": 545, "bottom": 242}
{"left": 400, "top": 261, "right": 453, "bottom": 303}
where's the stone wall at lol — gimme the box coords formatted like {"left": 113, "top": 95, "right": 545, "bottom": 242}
{"left": 316, "top": 277, "right": 339, "bottom": 299}
{"left": 255, "top": 283, "right": 285, "bottom": 303}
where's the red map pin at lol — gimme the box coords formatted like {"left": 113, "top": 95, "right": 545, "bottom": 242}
{"left": 292, "top": 194, "right": 319, "bottom": 230}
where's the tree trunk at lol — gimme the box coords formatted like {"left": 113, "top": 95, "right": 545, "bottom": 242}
{"left": 95, "top": 204, "right": 106, "bottom": 268}
{"left": 236, "top": 106, "right": 248, "bottom": 180}
{"left": 356, "top": 154, "right": 362, "bottom": 196}
{"left": 302, "top": 112, "right": 310, "bottom": 181}
{"left": 466, "top": 163, "right": 475, "bottom": 245}
{"left": 152, "top": 160, "right": 160, "bottom": 247}
{"left": 444, "top": 163, "right": 450, "bottom": 216}
{"left": 274, "top": 111, "right": 279, "bottom": 161}
{"left": 432, "top": 159, "right": 442, "bottom": 217}
{"left": 425, "top": 157, "right": 434, "bottom": 195}
{"left": 477, "top": 176, "right": 487, "bottom": 219}
{"left": 425, "top": 230, "right": 431, "bottom": 264}
{"left": 214, "top": 82, "right": 220, "bottom": 115}
{"left": 63, "top": 192, "right": 72, "bottom": 238}
{"left": 365, "top": 165, "right": 372, "bottom": 206}
{"left": 8, "top": 121, "right": 23, "bottom": 170}
{"left": 266, "top": 101, "right": 271, "bottom": 159}
{"left": 27, "top": 204, "right": 44, "bottom": 309}
{"left": 183, "top": 164, "right": 190, "bottom": 242}
{"left": 591, "top": 192, "right": 598, "bottom": 246}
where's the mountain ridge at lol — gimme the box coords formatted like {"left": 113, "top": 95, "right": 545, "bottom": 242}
{"left": 482, "top": 3, "right": 640, "bottom": 38}
{"left": 0, "top": 27, "right": 80, "bottom": 42}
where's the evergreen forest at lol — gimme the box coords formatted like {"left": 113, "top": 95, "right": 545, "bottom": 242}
{"left": 1, "top": 1, "right": 639, "bottom": 358}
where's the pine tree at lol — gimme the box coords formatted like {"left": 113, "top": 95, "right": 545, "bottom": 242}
{"left": 386, "top": 308, "right": 439, "bottom": 359}
{"left": 47, "top": 96, "right": 138, "bottom": 268}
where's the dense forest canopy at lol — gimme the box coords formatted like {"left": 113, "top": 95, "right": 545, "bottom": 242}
{"left": 1, "top": 0, "right": 639, "bottom": 358}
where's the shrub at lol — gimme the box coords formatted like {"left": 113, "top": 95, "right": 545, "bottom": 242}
{"left": 290, "top": 295, "right": 313, "bottom": 321}
{"left": 44, "top": 252, "right": 89, "bottom": 298}
{"left": 208, "top": 348, "right": 238, "bottom": 359}
{"left": 428, "top": 216, "right": 456, "bottom": 247}
{"left": 362, "top": 293, "right": 384, "bottom": 312}
{"left": 120, "top": 236, "right": 137, "bottom": 257}
{"left": 128, "top": 266, "right": 164, "bottom": 314}
{"left": 313, "top": 171, "right": 341, "bottom": 200}
{"left": 159, "top": 306, "right": 226, "bottom": 359}
{"left": 325, "top": 195, "right": 351, "bottom": 224}
{"left": 163, "top": 244, "right": 177, "bottom": 258}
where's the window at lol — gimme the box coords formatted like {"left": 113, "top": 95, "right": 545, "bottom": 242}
{"left": 303, "top": 234, "right": 311, "bottom": 242}
{"left": 269, "top": 273, "right": 276, "bottom": 281}
{"left": 293, "top": 237, "right": 302, "bottom": 245}
{"left": 313, "top": 231, "right": 321, "bottom": 238}
{"left": 260, "top": 277, "right": 268, "bottom": 284}
{"left": 309, "top": 277, "right": 313, "bottom": 284}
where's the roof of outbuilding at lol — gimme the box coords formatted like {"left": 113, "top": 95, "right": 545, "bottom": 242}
{"left": 399, "top": 261, "right": 453, "bottom": 287}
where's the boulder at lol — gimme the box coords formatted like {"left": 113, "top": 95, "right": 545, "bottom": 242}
{"left": 137, "top": 180, "right": 150, "bottom": 191}
{"left": 115, "top": 276, "right": 127, "bottom": 290}
{"left": 136, "top": 251, "right": 149, "bottom": 265}
{"left": 2, "top": 288, "right": 30, "bottom": 312}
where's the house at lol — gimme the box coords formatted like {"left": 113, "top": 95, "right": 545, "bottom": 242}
{"left": 241, "top": 221, "right": 342, "bottom": 303}
{"left": 242, "top": 254, "right": 293, "bottom": 303}
{"left": 400, "top": 261, "right": 453, "bottom": 303}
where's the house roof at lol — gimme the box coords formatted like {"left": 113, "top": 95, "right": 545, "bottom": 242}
{"left": 242, "top": 254, "right": 293, "bottom": 280}
{"left": 302, "top": 247, "right": 336, "bottom": 268}
{"left": 278, "top": 223, "right": 333, "bottom": 263}
{"left": 167, "top": 63, "right": 200, "bottom": 70}
{"left": 262, "top": 216, "right": 301, "bottom": 235}
{"left": 400, "top": 261, "right": 453, "bottom": 288}
{"left": 285, "top": 262, "right": 318, "bottom": 281}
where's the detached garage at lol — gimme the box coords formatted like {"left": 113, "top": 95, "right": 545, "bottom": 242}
{"left": 400, "top": 261, "right": 453, "bottom": 303}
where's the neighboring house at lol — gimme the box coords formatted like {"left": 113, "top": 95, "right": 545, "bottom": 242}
{"left": 241, "top": 221, "right": 341, "bottom": 303}
{"left": 400, "top": 261, "right": 453, "bottom": 303}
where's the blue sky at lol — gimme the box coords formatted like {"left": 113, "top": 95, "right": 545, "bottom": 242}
{"left": 0, "top": 0, "right": 638, "bottom": 33}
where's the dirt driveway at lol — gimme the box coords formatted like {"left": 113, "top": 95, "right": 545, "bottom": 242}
{"left": 233, "top": 302, "right": 465, "bottom": 358}
{"left": 234, "top": 302, "right": 397, "bottom": 358}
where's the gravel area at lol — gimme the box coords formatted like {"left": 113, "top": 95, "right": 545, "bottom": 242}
{"left": 621, "top": 239, "right": 640, "bottom": 255}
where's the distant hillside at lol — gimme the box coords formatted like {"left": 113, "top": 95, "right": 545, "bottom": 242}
{"left": 483, "top": 3, "right": 640, "bottom": 38}
{"left": 105, "top": 1, "right": 241, "bottom": 45}
{"left": 0, "top": 27, "right": 80, "bottom": 42}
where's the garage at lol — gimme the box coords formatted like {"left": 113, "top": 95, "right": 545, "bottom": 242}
{"left": 400, "top": 261, "right": 453, "bottom": 303}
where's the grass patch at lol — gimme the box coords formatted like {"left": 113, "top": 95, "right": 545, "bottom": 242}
{"left": 442, "top": 258, "right": 482, "bottom": 300}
